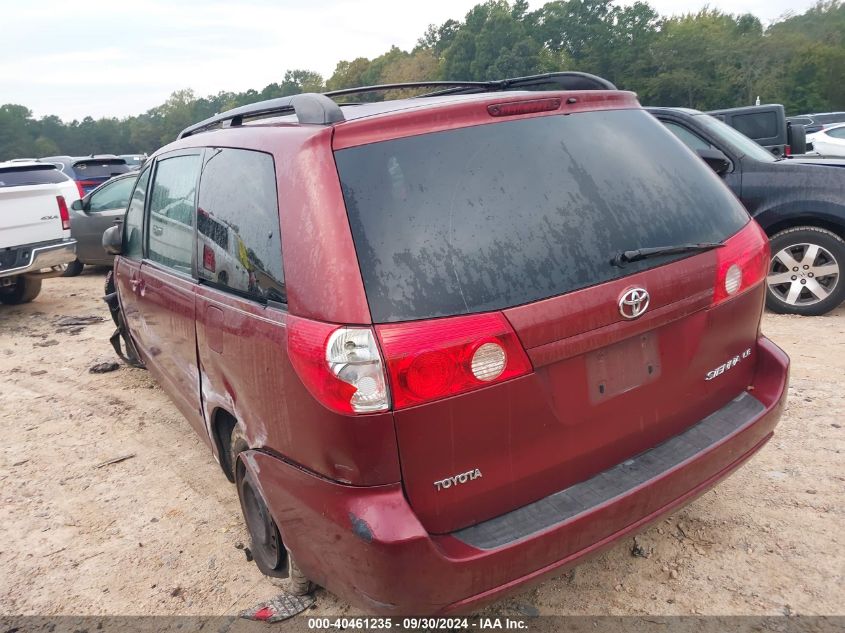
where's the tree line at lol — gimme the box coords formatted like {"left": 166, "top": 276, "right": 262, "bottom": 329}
{"left": 1, "top": 0, "right": 843, "bottom": 161}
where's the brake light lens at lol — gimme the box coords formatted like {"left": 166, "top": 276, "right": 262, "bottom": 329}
{"left": 75, "top": 181, "right": 85, "bottom": 199}
{"left": 488, "top": 98, "right": 561, "bottom": 117}
{"left": 202, "top": 244, "right": 216, "bottom": 272}
{"left": 56, "top": 195, "right": 70, "bottom": 230}
{"left": 712, "top": 220, "right": 769, "bottom": 306}
{"left": 287, "top": 317, "right": 389, "bottom": 414}
{"left": 77, "top": 179, "right": 99, "bottom": 194}
{"left": 376, "top": 312, "right": 532, "bottom": 410}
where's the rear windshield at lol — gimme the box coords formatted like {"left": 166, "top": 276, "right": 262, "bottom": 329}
{"left": 0, "top": 165, "right": 66, "bottom": 188}
{"left": 336, "top": 108, "right": 749, "bottom": 323}
{"left": 732, "top": 111, "right": 778, "bottom": 140}
{"left": 72, "top": 159, "right": 129, "bottom": 179}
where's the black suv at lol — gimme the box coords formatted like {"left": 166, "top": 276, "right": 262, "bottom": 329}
{"left": 40, "top": 155, "right": 130, "bottom": 196}
{"left": 650, "top": 107, "right": 845, "bottom": 316}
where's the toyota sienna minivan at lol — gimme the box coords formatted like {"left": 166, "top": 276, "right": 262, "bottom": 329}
{"left": 102, "top": 72, "right": 790, "bottom": 614}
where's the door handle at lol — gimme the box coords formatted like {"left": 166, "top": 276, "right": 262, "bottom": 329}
{"left": 152, "top": 225, "right": 163, "bottom": 236}
{"left": 129, "top": 278, "right": 145, "bottom": 294}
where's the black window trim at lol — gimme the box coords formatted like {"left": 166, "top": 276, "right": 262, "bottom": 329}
{"left": 194, "top": 145, "right": 288, "bottom": 309}
{"left": 142, "top": 148, "right": 205, "bottom": 280}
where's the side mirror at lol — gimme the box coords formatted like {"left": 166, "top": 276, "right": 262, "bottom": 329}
{"left": 71, "top": 199, "right": 84, "bottom": 211}
{"left": 103, "top": 224, "right": 123, "bottom": 255}
{"left": 696, "top": 148, "right": 731, "bottom": 176}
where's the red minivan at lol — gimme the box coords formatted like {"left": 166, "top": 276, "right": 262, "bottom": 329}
{"left": 103, "top": 73, "right": 789, "bottom": 614}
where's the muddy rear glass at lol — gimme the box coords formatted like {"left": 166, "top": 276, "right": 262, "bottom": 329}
{"left": 336, "top": 108, "right": 749, "bottom": 323}
{"left": 72, "top": 160, "right": 129, "bottom": 179}
{"left": 0, "top": 165, "right": 66, "bottom": 188}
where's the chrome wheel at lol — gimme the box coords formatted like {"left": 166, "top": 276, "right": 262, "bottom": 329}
{"left": 767, "top": 242, "right": 840, "bottom": 307}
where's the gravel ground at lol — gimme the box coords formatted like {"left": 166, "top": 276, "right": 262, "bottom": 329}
{"left": 1, "top": 270, "right": 842, "bottom": 618}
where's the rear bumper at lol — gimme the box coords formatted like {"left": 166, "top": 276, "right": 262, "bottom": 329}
{"left": 0, "top": 239, "right": 77, "bottom": 279}
{"left": 242, "top": 336, "right": 788, "bottom": 615}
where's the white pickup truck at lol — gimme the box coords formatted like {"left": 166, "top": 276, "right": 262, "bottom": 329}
{"left": 0, "top": 161, "right": 79, "bottom": 304}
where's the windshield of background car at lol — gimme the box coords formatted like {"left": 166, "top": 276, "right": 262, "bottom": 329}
{"left": 336, "top": 108, "right": 749, "bottom": 323}
{"left": 0, "top": 165, "right": 67, "bottom": 187}
{"left": 694, "top": 114, "right": 778, "bottom": 163}
{"left": 72, "top": 159, "right": 130, "bottom": 179}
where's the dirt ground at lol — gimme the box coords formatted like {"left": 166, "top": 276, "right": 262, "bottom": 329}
{"left": 1, "top": 269, "right": 842, "bottom": 618}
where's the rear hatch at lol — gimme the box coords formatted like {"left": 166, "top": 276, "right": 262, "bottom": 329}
{"left": 72, "top": 158, "right": 129, "bottom": 193}
{"left": 334, "top": 105, "right": 765, "bottom": 534}
{"left": 0, "top": 164, "right": 69, "bottom": 250}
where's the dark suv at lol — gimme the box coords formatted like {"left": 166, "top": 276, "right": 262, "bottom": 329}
{"left": 40, "top": 155, "right": 130, "bottom": 196}
{"left": 102, "top": 73, "right": 789, "bottom": 615}
{"left": 650, "top": 107, "right": 845, "bottom": 316}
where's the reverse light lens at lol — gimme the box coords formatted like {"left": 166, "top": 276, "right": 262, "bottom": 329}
{"left": 724, "top": 264, "right": 742, "bottom": 295}
{"left": 471, "top": 342, "right": 507, "bottom": 381}
{"left": 326, "top": 328, "right": 389, "bottom": 413}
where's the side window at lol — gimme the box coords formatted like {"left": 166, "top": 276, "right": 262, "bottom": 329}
{"left": 663, "top": 121, "right": 713, "bottom": 152}
{"left": 196, "top": 148, "right": 285, "bottom": 303}
{"left": 122, "top": 166, "right": 150, "bottom": 260}
{"left": 147, "top": 154, "right": 201, "bottom": 274}
{"left": 826, "top": 127, "right": 845, "bottom": 139}
{"left": 89, "top": 177, "right": 135, "bottom": 213}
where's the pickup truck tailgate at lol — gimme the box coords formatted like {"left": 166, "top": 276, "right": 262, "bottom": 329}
{"left": 0, "top": 184, "right": 67, "bottom": 249}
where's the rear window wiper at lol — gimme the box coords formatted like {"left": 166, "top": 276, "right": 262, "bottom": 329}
{"left": 611, "top": 242, "right": 724, "bottom": 267}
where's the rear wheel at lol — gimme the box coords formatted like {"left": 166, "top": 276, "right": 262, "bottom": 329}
{"left": 62, "top": 259, "right": 85, "bottom": 277}
{"left": 0, "top": 277, "right": 42, "bottom": 304}
{"left": 766, "top": 226, "right": 845, "bottom": 316}
{"left": 235, "top": 454, "right": 315, "bottom": 595}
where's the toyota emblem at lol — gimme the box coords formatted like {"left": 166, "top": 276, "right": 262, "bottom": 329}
{"left": 619, "top": 287, "right": 650, "bottom": 319}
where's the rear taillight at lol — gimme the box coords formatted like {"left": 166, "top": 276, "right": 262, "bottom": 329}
{"left": 202, "top": 245, "right": 216, "bottom": 272}
{"left": 784, "top": 145, "right": 792, "bottom": 156}
{"left": 712, "top": 220, "right": 769, "bottom": 306}
{"left": 287, "top": 317, "right": 389, "bottom": 414}
{"left": 56, "top": 196, "right": 70, "bottom": 230}
{"left": 77, "top": 180, "right": 98, "bottom": 194}
{"left": 376, "top": 312, "right": 532, "bottom": 410}
{"left": 75, "top": 181, "right": 85, "bottom": 199}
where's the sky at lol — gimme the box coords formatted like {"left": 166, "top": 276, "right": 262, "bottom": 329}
{"left": 0, "top": 0, "right": 819, "bottom": 121}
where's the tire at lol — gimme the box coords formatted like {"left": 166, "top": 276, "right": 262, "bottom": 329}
{"left": 0, "top": 276, "right": 42, "bottom": 304}
{"left": 234, "top": 448, "right": 315, "bottom": 595}
{"left": 286, "top": 547, "right": 315, "bottom": 596}
{"left": 765, "top": 226, "right": 845, "bottom": 316}
{"left": 236, "top": 460, "right": 288, "bottom": 579}
{"left": 62, "top": 259, "right": 84, "bottom": 277}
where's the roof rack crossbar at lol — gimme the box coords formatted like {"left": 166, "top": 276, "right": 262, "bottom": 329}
{"left": 178, "top": 93, "right": 344, "bottom": 139}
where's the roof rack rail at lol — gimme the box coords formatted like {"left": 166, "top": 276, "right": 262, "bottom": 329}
{"left": 421, "top": 72, "right": 616, "bottom": 96}
{"left": 323, "top": 80, "right": 498, "bottom": 99}
{"left": 320, "top": 72, "right": 615, "bottom": 101}
{"left": 178, "top": 93, "right": 345, "bottom": 139}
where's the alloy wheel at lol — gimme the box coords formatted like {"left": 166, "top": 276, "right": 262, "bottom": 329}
{"left": 767, "top": 242, "right": 840, "bottom": 307}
